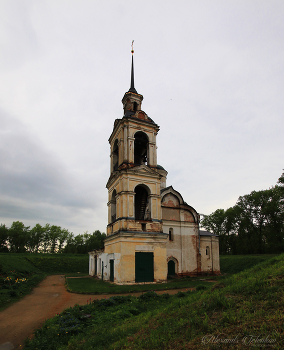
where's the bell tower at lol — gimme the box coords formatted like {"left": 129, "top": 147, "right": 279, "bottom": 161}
{"left": 104, "top": 44, "right": 168, "bottom": 283}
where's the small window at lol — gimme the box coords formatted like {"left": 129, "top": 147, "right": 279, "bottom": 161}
{"left": 169, "top": 228, "right": 173, "bottom": 241}
{"left": 206, "top": 246, "right": 210, "bottom": 258}
{"left": 142, "top": 223, "right": 146, "bottom": 231}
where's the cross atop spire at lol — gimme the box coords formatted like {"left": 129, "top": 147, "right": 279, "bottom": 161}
{"left": 128, "top": 40, "right": 137, "bottom": 94}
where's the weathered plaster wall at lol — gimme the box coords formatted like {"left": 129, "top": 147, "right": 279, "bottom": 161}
{"left": 103, "top": 233, "right": 168, "bottom": 283}
{"left": 163, "top": 221, "right": 199, "bottom": 275}
{"left": 200, "top": 236, "right": 220, "bottom": 274}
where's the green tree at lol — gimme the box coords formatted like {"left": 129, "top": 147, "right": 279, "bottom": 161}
{"left": 85, "top": 230, "right": 106, "bottom": 252}
{"left": 0, "top": 224, "right": 9, "bottom": 252}
{"left": 8, "top": 221, "right": 30, "bottom": 253}
{"left": 63, "top": 232, "right": 76, "bottom": 253}
{"left": 202, "top": 171, "right": 284, "bottom": 254}
{"left": 42, "top": 224, "right": 51, "bottom": 253}
{"left": 57, "top": 228, "right": 70, "bottom": 253}
{"left": 201, "top": 209, "right": 226, "bottom": 236}
{"left": 28, "top": 223, "right": 46, "bottom": 253}
{"left": 63, "top": 230, "right": 106, "bottom": 254}
{"left": 48, "top": 225, "right": 62, "bottom": 253}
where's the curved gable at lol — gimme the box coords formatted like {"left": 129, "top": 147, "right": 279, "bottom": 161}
{"left": 161, "top": 186, "right": 199, "bottom": 223}
{"left": 162, "top": 193, "right": 180, "bottom": 207}
{"left": 161, "top": 186, "right": 184, "bottom": 205}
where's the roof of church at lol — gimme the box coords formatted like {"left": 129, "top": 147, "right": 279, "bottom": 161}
{"left": 156, "top": 164, "right": 165, "bottom": 170}
{"left": 199, "top": 230, "right": 218, "bottom": 237}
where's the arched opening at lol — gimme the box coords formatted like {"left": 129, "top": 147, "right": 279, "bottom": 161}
{"left": 168, "top": 260, "right": 176, "bottom": 276}
{"left": 169, "top": 228, "right": 174, "bottom": 241}
{"left": 113, "top": 139, "right": 119, "bottom": 171}
{"left": 135, "top": 185, "right": 150, "bottom": 220}
{"left": 133, "top": 102, "right": 138, "bottom": 111}
{"left": 134, "top": 131, "right": 148, "bottom": 165}
{"left": 111, "top": 190, "right": 117, "bottom": 223}
{"left": 206, "top": 246, "right": 210, "bottom": 258}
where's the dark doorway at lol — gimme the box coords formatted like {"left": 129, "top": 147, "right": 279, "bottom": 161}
{"left": 110, "top": 260, "right": 114, "bottom": 282}
{"left": 135, "top": 252, "right": 154, "bottom": 282}
{"left": 168, "top": 260, "right": 175, "bottom": 276}
{"left": 135, "top": 185, "right": 149, "bottom": 220}
{"left": 134, "top": 131, "right": 148, "bottom": 165}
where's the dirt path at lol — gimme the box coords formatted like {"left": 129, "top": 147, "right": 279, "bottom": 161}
{"left": 0, "top": 275, "right": 193, "bottom": 350}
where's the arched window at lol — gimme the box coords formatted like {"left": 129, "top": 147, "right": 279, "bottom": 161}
{"left": 169, "top": 228, "right": 174, "bottom": 241}
{"left": 113, "top": 140, "right": 118, "bottom": 171}
{"left": 134, "top": 131, "right": 148, "bottom": 165}
{"left": 111, "top": 190, "right": 117, "bottom": 223}
{"left": 133, "top": 102, "right": 138, "bottom": 111}
{"left": 206, "top": 246, "right": 210, "bottom": 258}
{"left": 135, "top": 185, "right": 150, "bottom": 220}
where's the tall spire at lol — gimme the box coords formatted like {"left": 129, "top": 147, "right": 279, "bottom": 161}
{"left": 128, "top": 40, "right": 138, "bottom": 94}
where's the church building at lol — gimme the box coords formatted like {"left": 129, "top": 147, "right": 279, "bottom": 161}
{"left": 89, "top": 48, "right": 220, "bottom": 283}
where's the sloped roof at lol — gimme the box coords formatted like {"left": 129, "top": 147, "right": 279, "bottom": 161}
{"left": 199, "top": 230, "right": 218, "bottom": 237}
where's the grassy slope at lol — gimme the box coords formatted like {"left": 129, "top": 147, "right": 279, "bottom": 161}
{"left": 24, "top": 254, "right": 284, "bottom": 350}
{"left": 114, "top": 254, "right": 283, "bottom": 350}
{"left": 116, "top": 254, "right": 284, "bottom": 350}
{"left": 0, "top": 253, "right": 88, "bottom": 310}
{"left": 0, "top": 254, "right": 42, "bottom": 275}
{"left": 0, "top": 253, "right": 89, "bottom": 275}
{"left": 0, "top": 254, "right": 44, "bottom": 311}
{"left": 25, "top": 254, "right": 89, "bottom": 274}
{"left": 220, "top": 254, "right": 278, "bottom": 274}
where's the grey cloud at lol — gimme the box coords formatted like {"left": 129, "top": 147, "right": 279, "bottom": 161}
{"left": 0, "top": 110, "right": 95, "bottom": 210}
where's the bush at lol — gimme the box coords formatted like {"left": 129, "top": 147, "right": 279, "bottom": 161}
{"left": 160, "top": 293, "right": 171, "bottom": 299}
{"left": 139, "top": 291, "right": 158, "bottom": 300}
{"left": 129, "top": 308, "right": 141, "bottom": 315}
{"left": 196, "top": 285, "right": 207, "bottom": 291}
{"left": 9, "top": 290, "right": 18, "bottom": 297}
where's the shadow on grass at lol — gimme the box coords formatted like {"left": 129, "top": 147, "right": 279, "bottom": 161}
{"left": 65, "top": 276, "right": 214, "bottom": 294}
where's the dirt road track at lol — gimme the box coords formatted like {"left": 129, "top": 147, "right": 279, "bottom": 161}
{"left": 0, "top": 275, "right": 192, "bottom": 350}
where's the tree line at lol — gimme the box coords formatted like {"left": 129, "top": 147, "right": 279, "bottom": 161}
{"left": 0, "top": 221, "right": 106, "bottom": 254}
{"left": 201, "top": 171, "right": 284, "bottom": 255}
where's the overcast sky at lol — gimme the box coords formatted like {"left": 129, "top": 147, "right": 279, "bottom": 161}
{"left": 0, "top": 0, "right": 283, "bottom": 235}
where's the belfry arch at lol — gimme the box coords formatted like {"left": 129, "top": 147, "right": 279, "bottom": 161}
{"left": 113, "top": 139, "right": 119, "bottom": 171}
{"left": 134, "top": 131, "right": 148, "bottom": 165}
{"left": 110, "top": 189, "right": 117, "bottom": 223}
{"left": 134, "top": 184, "right": 151, "bottom": 221}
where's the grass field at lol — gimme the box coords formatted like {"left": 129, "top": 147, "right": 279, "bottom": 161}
{"left": 24, "top": 253, "right": 284, "bottom": 349}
